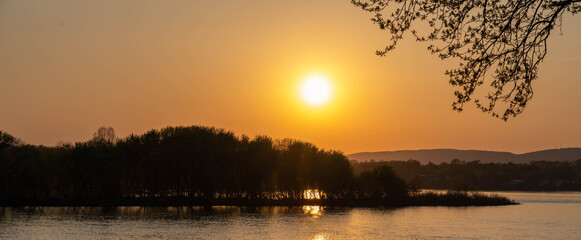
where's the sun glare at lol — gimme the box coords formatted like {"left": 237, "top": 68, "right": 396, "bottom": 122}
{"left": 304, "top": 189, "right": 321, "bottom": 199}
{"left": 300, "top": 75, "right": 333, "bottom": 107}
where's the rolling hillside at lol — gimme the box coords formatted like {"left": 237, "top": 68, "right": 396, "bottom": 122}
{"left": 348, "top": 148, "right": 581, "bottom": 164}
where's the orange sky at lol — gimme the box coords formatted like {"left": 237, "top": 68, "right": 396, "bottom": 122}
{"left": 1, "top": 0, "right": 581, "bottom": 154}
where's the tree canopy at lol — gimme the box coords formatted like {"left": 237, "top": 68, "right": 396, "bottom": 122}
{"left": 352, "top": 0, "right": 580, "bottom": 120}
{"left": 0, "top": 126, "right": 408, "bottom": 205}
{"left": 0, "top": 126, "right": 515, "bottom": 206}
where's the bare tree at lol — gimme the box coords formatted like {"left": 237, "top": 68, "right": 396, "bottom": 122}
{"left": 352, "top": 0, "right": 580, "bottom": 120}
{"left": 93, "top": 126, "right": 117, "bottom": 144}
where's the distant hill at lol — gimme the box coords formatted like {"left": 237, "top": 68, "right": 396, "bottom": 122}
{"left": 347, "top": 148, "right": 581, "bottom": 164}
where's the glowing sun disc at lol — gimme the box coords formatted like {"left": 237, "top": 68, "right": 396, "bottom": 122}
{"left": 300, "top": 75, "right": 332, "bottom": 106}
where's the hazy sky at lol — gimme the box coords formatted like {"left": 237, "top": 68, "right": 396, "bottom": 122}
{"left": 1, "top": 0, "right": 581, "bottom": 154}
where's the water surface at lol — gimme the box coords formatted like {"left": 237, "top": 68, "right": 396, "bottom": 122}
{"left": 1, "top": 192, "right": 580, "bottom": 239}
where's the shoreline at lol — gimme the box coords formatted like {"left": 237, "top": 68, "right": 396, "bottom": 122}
{"left": 1, "top": 192, "right": 518, "bottom": 207}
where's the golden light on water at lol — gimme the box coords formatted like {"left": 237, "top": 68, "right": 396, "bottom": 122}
{"left": 299, "top": 74, "right": 333, "bottom": 107}
{"left": 302, "top": 206, "right": 322, "bottom": 216}
{"left": 312, "top": 233, "right": 328, "bottom": 240}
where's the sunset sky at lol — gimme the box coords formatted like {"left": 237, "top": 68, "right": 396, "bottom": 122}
{"left": 1, "top": 0, "right": 581, "bottom": 154}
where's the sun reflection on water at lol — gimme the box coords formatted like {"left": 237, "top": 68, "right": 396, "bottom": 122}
{"left": 312, "top": 233, "right": 328, "bottom": 240}
{"left": 302, "top": 205, "right": 323, "bottom": 217}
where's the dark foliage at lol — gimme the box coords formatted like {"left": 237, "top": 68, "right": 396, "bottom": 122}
{"left": 0, "top": 127, "right": 516, "bottom": 206}
{"left": 352, "top": 158, "right": 581, "bottom": 191}
{"left": 0, "top": 126, "right": 409, "bottom": 206}
{"left": 356, "top": 165, "right": 408, "bottom": 201}
{"left": 409, "top": 191, "right": 517, "bottom": 206}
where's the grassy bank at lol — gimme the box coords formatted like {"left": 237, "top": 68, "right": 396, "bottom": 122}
{"left": 3, "top": 191, "right": 517, "bottom": 207}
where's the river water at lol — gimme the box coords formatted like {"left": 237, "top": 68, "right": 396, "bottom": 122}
{"left": 1, "top": 192, "right": 580, "bottom": 239}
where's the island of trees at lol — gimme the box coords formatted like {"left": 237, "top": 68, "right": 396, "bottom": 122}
{"left": 0, "top": 126, "right": 514, "bottom": 207}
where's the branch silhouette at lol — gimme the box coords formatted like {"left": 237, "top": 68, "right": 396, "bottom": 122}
{"left": 353, "top": 0, "right": 580, "bottom": 120}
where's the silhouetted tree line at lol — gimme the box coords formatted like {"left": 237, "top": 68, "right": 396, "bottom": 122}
{"left": 0, "top": 127, "right": 410, "bottom": 206}
{"left": 352, "top": 159, "right": 581, "bottom": 191}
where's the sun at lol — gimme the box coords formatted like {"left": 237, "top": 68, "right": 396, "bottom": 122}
{"left": 299, "top": 74, "right": 333, "bottom": 107}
